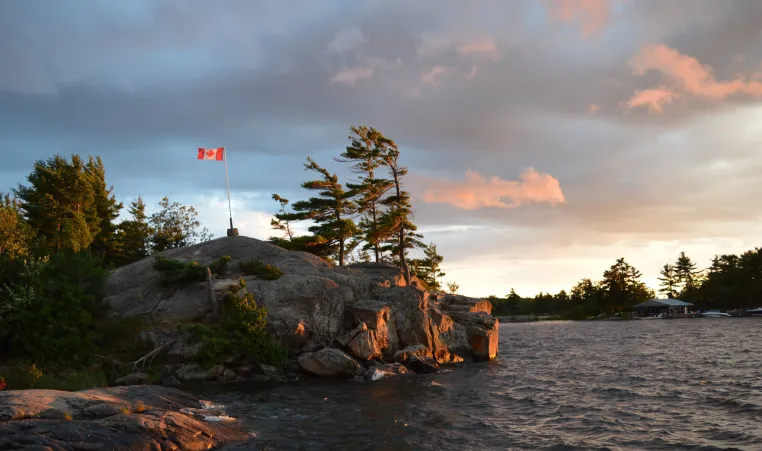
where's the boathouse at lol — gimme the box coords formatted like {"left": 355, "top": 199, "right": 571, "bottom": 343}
{"left": 632, "top": 299, "right": 694, "bottom": 318}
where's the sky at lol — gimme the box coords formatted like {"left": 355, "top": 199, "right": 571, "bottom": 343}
{"left": 1, "top": 0, "right": 762, "bottom": 298}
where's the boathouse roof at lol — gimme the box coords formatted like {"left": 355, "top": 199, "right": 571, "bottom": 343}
{"left": 632, "top": 298, "right": 693, "bottom": 308}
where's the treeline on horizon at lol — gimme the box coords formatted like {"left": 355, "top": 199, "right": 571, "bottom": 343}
{"left": 489, "top": 251, "right": 762, "bottom": 319}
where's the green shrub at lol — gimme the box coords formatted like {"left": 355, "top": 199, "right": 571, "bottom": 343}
{"left": 239, "top": 260, "right": 283, "bottom": 280}
{"left": 153, "top": 256, "right": 206, "bottom": 285}
{"left": 208, "top": 255, "right": 231, "bottom": 276}
{"left": 182, "top": 279, "right": 287, "bottom": 367}
{"left": 0, "top": 251, "right": 108, "bottom": 366}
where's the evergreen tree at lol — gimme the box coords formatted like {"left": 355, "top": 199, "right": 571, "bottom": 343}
{"left": 599, "top": 258, "right": 654, "bottom": 312}
{"left": 674, "top": 251, "right": 701, "bottom": 299}
{"left": 337, "top": 126, "right": 395, "bottom": 262}
{"left": 657, "top": 263, "right": 679, "bottom": 298}
{"left": 0, "top": 193, "right": 34, "bottom": 261}
{"left": 446, "top": 281, "right": 459, "bottom": 294}
{"left": 377, "top": 137, "right": 417, "bottom": 285}
{"left": 290, "top": 158, "right": 357, "bottom": 266}
{"left": 118, "top": 196, "right": 152, "bottom": 264}
{"left": 270, "top": 193, "right": 295, "bottom": 241}
{"left": 410, "top": 242, "right": 446, "bottom": 291}
{"left": 85, "top": 157, "right": 123, "bottom": 264}
{"left": 14, "top": 155, "right": 99, "bottom": 253}
{"left": 149, "top": 197, "right": 211, "bottom": 253}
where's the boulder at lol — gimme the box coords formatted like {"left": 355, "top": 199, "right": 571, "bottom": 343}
{"left": 405, "top": 355, "right": 439, "bottom": 374}
{"left": 172, "top": 363, "right": 223, "bottom": 382}
{"left": 346, "top": 299, "right": 391, "bottom": 352}
{"left": 347, "top": 330, "right": 382, "bottom": 360}
{"left": 297, "top": 348, "right": 362, "bottom": 378}
{"left": 257, "top": 364, "right": 286, "bottom": 382}
{"left": 0, "top": 386, "right": 246, "bottom": 449}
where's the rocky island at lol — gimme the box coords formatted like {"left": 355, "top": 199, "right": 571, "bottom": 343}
{"left": 107, "top": 235, "right": 499, "bottom": 383}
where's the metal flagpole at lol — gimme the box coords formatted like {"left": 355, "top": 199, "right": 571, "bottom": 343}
{"left": 223, "top": 147, "right": 237, "bottom": 235}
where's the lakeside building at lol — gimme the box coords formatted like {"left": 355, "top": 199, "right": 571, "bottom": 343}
{"left": 632, "top": 299, "right": 694, "bottom": 318}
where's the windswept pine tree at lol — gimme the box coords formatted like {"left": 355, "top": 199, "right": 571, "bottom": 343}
{"left": 270, "top": 193, "right": 295, "bottom": 241}
{"left": 377, "top": 138, "right": 418, "bottom": 285}
{"left": 290, "top": 158, "right": 357, "bottom": 266}
{"left": 657, "top": 263, "right": 678, "bottom": 298}
{"left": 337, "top": 126, "right": 395, "bottom": 262}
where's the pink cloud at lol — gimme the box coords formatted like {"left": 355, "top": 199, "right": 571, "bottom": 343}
{"left": 422, "top": 168, "right": 566, "bottom": 210}
{"left": 587, "top": 103, "right": 600, "bottom": 114}
{"left": 421, "top": 66, "right": 452, "bottom": 86}
{"left": 625, "top": 44, "right": 762, "bottom": 111}
{"left": 457, "top": 38, "right": 501, "bottom": 61}
{"left": 331, "top": 66, "right": 373, "bottom": 87}
{"left": 625, "top": 88, "right": 678, "bottom": 114}
{"left": 548, "top": 0, "right": 611, "bottom": 38}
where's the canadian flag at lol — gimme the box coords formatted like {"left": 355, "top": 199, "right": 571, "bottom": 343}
{"left": 197, "top": 147, "right": 224, "bottom": 161}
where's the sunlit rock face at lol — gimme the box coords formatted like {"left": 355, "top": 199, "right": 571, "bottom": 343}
{"left": 105, "top": 236, "right": 499, "bottom": 378}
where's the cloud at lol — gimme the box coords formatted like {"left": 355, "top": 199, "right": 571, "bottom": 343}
{"left": 587, "top": 103, "right": 600, "bottom": 114}
{"left": 331, "top": 66, "right": 374, "bottom": 86}
{"left": 547, "top": 0, "right": 612, "bottom": 38}
{"left": 457, "top": 38, "right": 501, "bottom": 61}
{"left": 420, "top": 66, "right": 452, "bottom": 86}
{"left": 421, "top": 168, "right": 566, "bottom": 210}
{"left": 625, "top": 44, "right": 762, "bottom": 111}
{"left": 624, "top": 87, "right": 679, "bottom": 113}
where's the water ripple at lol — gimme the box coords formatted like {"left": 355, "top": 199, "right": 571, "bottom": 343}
{"left": 209, "top": 318, "right": 762, "bottom": 450}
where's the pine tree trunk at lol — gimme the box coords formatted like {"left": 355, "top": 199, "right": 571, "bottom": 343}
{"left": 399, "top": 226, "right": 410, "bottom": 286}
{"left": 339, "top": 238, "right": 345, "bottom": 266}
{"left": 371, "top": 204, "right": 380, "bottom": 262}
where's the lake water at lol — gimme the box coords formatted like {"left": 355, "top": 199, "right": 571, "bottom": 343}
{"left": 206, "top": 319, "right": 762, "bottom": 450}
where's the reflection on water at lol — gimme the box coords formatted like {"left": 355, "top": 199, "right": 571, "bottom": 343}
{"left": 206, "top": 318, "right": 762, "bottom": 450}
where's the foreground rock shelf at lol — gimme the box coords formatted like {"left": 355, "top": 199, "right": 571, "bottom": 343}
{"left": 105, "top": 236, "right": 499, "bottom": 382}
{"left": 0, "top": 385, "right": 247, "bottom": 450}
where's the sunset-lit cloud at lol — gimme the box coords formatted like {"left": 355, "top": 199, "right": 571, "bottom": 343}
{"left": 457, "top": 38, "right": 501, "bottom": 61}
{"left": 547, "top": 0, "right": 612, "bottom": 37}
{"left": 420, "top": 66, "right": 452, "bottom": 86}
{"left": 331, "top": 66, "right": 373, "bottom": 86}
{"left": 587, "top": 103, "right": 600, "bottom": 114}
{"left": 625, "top": 44, "right": 762, "bottom": 112}
{"left": 421, "top": 168, "right": 566, "bottom": 210}
{"left": 624, "top": 87, "right": 679, "bottom": 113}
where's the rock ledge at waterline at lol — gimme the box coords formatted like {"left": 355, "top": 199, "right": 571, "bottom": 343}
{"left": 105, "top": 236, "right": 499, "bottom": 381}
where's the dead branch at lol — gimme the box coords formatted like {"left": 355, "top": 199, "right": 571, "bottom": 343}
{"left": 131, "top": 339, "right": 176, "bottom": 372}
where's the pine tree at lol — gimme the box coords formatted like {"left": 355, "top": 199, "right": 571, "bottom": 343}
{"left": 600, "top": 258, "right": 654, "bottom": 312}
{"left": 85, "top": 157, "right": 123, "bottom": 264}
{"left": 14, "top": 155, "right": 99, "bottom": 253}
{"left": 410, "top": 242, "right": 446, "bottom": 291}
{"left": 674, "top": 251, "right": 701, "bottom": 298}
{"left": 377, "top": 137, "right": 417, "bottom": 285}
{"left": 119, "top": 196, "right": 152, "bottom": 264}
{"left": 270, "top": 193, "right": 295, "bottom": 241}
{"left": 0, "top": 193, "right": 34, "bottom": 261}
{"left": 337, "top": 126, "right": 395, "bottom": 262}
{"left": 657, "top": 263, "right": 678, "bottom": 298}
{"left": 290, "top": 158, "right": 357, "bottom": 266}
